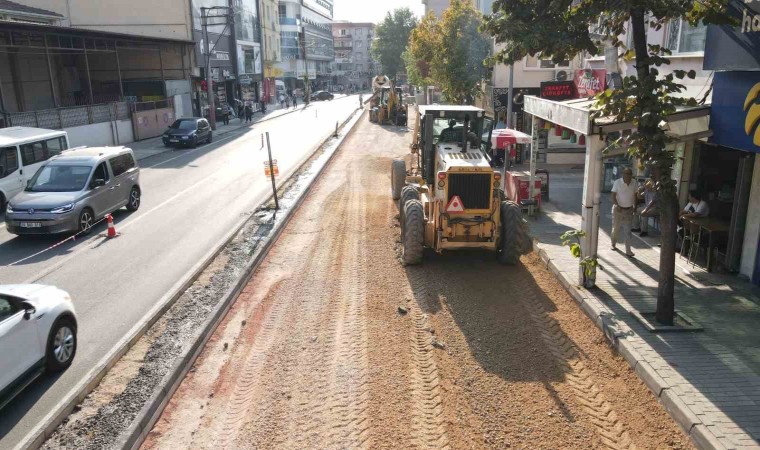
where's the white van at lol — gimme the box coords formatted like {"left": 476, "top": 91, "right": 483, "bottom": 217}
{"left": 0, "top": 127, "right": 69, "bottom": 213}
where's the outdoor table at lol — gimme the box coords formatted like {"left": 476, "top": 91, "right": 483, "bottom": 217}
{"left": 686, "top": 217, "right": 730, "bottom": 271}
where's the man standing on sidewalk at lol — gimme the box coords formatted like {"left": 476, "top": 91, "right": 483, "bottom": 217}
{"left": 611, "top": 167, "right": 637, "bottom": 257}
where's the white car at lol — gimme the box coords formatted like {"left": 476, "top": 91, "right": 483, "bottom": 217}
{"left": 0, "top": 285, "right": 77, "bottom": 409}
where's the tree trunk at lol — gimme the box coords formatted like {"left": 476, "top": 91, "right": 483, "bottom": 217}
{"left": 630, "top": 9, "right": 676, "bottom": 325}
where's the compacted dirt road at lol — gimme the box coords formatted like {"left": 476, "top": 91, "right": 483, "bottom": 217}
{"left": 143, "top": 112, "right": 693, "bottom": 450}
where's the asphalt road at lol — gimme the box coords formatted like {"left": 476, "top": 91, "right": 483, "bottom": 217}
{"left": 0, "top": 95, "right": 361, "bottom": 449}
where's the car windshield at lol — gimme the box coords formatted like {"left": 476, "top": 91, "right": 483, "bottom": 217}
{"left": 26, "top": 165, "right": 92, "bottom": 192}
{"left": 170, "top": 120, "right": 197, "bottom": 130}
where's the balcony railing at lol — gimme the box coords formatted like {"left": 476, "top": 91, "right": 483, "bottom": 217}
{"left": 279, "top": 17, "right": 297, "bottom": 25}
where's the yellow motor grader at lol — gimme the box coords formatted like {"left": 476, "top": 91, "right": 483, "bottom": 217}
{"left": 369, "top": 76, "right": 407, "bottom": 126}
{"left": 391, "top": 105, "right": 531, "bottom": 265}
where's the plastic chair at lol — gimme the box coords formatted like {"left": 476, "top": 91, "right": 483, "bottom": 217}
{"left": 687, "top": 221, "right": 704, "bottom": 266}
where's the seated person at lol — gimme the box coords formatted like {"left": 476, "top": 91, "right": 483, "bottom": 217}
{"left": 677, "top": 190, "right": 709, "bottom": 244}
{"left": 632, "top": 178, "right": 659, "bottom": 237}
{"left": 439, "top": 119, "right": 461, "bottom": 143}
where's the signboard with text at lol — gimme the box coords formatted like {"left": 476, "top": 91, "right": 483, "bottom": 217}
{"left": 574, "top": 69, "right": 606, "bottom": 98}
{"left": 709, "top": 71, "right": 760, "bottom": 153}
{"left": 704, "top": 0, "right": 760, "bottom": 70}
{"left": 539, "top": 81, "right": 575, "bottom": 101}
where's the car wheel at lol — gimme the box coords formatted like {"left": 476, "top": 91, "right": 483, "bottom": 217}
{"left": 45, "top": 316, "right": 77, "bottom": 372}
{"left": 77, "top": 208, "right": 94, "bottom": 235}
{"left": 0, "top": 192, "right": 5, "bottom": 215}
{"left": 126, "top": 186, "right": 141, "bottom": 212}
{"left": 191, "top": 136, "right": 198, "bottom": 148}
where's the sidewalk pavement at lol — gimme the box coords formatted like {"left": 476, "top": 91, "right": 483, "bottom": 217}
{"left": 529, "top": 166, "right": 760, "bottom": 449}
{"left": 127, "top": 101, "right": 330, "bottom": 162}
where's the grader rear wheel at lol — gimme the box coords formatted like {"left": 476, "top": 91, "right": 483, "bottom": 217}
{"left": 402, "top": 199, "right": 424, "bottom": 265}
{"left": 399, "top": 185, "right": 419, "bottom": 211}
{"left": 391, "top": 159, "right": 406, "bottom": 200}
{"left": 498, "top": 201, "right": 532, "bottom": 265}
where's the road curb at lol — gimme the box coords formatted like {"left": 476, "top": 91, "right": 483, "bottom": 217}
{"left": 119, "top": 108, "right": 365, "bottom": 450}
{"left": 14, "top": 107, "right": 362, "bottom": 450}
{"left": 530, "top": 240, "right": 723, "bottom": 450}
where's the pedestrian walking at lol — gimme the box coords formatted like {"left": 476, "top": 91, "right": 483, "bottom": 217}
{"left": 292, "top": 95, "right": 297, "bottom": 109}
{"left": 279, "top": 94, "right": 285, "bottom": 108}
{"left": 359, "top": 94, "right": 363, "bottom": 108}
{"left": 285, "top": 97, "right": 290, "bottom": 109}
{"left": 244, "top": 103, "right": 253, "bottom": 123}
{"left": 222, "top": 107, "right": 230, "bottom": 125}
{"left": 238, "top": 104, "right": 244, "bottom": 123}
{"left": 611, "top": 167, "right": 637, "bottom": 257}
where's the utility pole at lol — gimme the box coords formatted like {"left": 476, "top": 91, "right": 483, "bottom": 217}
{"left": 506, "top": 64, "right": 514, "bottom": 128}
{"left": 201, "top": 6, "right": 234, "bottom": 131}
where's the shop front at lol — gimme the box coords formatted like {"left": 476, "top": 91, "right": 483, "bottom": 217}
{"left": 236, "top": 41, "right": 262, "bottom": 108}
{"left": 192, "top": 30, "right": 234, "bottom": 118}
{"left": 703, "top": 0, "right": 760, "bottom": 283}
{"left": 524, "top": 95, "right": 711, "bottom": 285}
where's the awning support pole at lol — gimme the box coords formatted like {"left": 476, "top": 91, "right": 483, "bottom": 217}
{"left": 528, "top": 114, "right": 538, "bottom": 216}
{"left": 580, "top": 134, "right": 605, "bottom": 286}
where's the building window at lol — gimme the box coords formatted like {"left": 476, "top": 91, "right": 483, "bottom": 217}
{"left": 666, "top": 19, "right": 706, "bottom": 53}
{"left": 340, "top": 29, "right": 346, "bottom": 36}
{"left": 278, "top": 4, "right": 286, "bottom": 20}
{"left": 355, "top": 40, "right": 362, "bottom": 48}
{"left": 355, "top": 52, "right": 363, "bottom": 61}
{"left": 355, "top": 64, "right": 363, "bottom": 72}
{"left": 524, "top": 54, "right": 570, "bottom": 69}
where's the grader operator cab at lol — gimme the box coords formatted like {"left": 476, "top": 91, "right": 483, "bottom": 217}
{"left": 391, "top": 105, "right": 531, "bottom": 265}
{"left": 369, "top": 76, "right": 407, "bottom": 126}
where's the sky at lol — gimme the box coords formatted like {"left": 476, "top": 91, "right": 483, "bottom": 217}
{"left": 333, "top": 0, "right": 425, "bottom": 24}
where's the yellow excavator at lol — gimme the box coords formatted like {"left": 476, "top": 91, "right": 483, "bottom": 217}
{"left": 369, "top": 75, "right": 407, "bottom": 126}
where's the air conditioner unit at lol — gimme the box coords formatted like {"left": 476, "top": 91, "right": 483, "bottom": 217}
{"left": 555, "top": 70, "right": 569, "bottom": 81}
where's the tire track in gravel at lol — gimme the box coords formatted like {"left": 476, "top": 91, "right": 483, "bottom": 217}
{"left": 218, "top": 185, "right": 352, "bottom": 449}
{"left": 407, "top": 266, "right": 451, "bottom": 450}
{"left": 321, "top": 166, "right": 371, "bottom": 448}
{"left": 516, "top": 276, "right": 636, "bottom": 450}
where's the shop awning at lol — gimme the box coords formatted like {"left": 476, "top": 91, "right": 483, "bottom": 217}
{"left": 524, "top": 95, "right": 712, "bottom": 139}
{"left": 491, "top": 128, "right": 531, "bottom": 148}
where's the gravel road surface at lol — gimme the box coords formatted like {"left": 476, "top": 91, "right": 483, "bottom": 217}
{"left": 142, "top": 112, "right": 694, "bottom": 449}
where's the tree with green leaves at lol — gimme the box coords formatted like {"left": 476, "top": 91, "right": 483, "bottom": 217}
{"left": 372, "top": 8, "right": 418, "bottom": 80}
{"left": 483, "top": 0, "right": 732, "bottom": 324}
{"left": 407, "top": 0, "right": 491, "bottom": 104}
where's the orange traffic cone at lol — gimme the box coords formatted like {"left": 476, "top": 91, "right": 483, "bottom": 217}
{"left": 106, "top": 214, "right": 117, "bottom": 238}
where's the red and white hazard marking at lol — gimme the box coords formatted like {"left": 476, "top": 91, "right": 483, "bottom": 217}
{"left": 445, "top": 195, "right": 465, "bottom": 213}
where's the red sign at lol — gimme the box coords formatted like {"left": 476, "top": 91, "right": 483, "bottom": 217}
{"left": 540, "top": 81, "right": 576, "bottom": 101}
{"left": 574, "top": 69, "right": 607, "bottom": 97}
{"left": 445, "top": 195, "right": 465, "bottom": 213}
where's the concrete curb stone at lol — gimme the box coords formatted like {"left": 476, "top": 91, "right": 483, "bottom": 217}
{"left": 634, "top": 360, "right": 670, "bottom": 397}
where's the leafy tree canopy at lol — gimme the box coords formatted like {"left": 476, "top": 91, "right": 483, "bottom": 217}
{"left": 407, "top": 0, "right": 491, "bottom": 104}
{"left": 372, "top": 8, "right": 418, "bottom": 79}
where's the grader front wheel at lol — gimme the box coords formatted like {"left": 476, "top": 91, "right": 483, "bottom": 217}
{"left": 498, "top": 201, "right": 532, "bottom": 265}
{"left": 402, "top": 199, "right": 424, "bottom": 265}
{"left": 391, "top": 159, "right": 406, "bottom": 200}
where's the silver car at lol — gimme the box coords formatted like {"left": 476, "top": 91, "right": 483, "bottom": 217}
{"left": 5, "top": 147, "right": 141, "bottom": 235}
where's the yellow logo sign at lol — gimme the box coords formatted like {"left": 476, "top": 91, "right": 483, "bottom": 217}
{"left": 744, "top": 82, "right": 760, "bottom": 146}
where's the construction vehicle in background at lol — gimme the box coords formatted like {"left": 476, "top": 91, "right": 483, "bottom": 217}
{"left": 369, "top": 75, "right": 407, "bottom": 126}
{"left": 391, "top": 105, "right": 532, "bottom": 265}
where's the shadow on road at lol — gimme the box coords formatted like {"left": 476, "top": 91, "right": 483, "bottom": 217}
{"left": 0, "top": 371, "right": 64, "bottom": 441}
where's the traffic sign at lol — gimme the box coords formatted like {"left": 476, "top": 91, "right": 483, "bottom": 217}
{"left": 264, "top": 159, "right": 279, "bottom": 177}
{"left": 445, "top": 195, "right": 465, "bottom": 213}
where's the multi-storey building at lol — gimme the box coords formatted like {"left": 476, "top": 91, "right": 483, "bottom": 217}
{"left": 276, "top": 0, "right": 334, "bottom": 92}
{"left": 331, "top": 21, "right": 374, "bottom": 92}
{"left": 421, "top": 0, "right": 494, "bottom": 16}
{"left": 259, "top": 0, "right": 282, "bottom": 103}
{"left": 0, "top": 0, "right": 194, "bottom": 134}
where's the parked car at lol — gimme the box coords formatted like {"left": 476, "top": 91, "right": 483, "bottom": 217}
{"left": 5, "top": 146, "right": 141, "bottom": 236}
{"left": 0, "top": 127, "right": 70, "bottom": 215}
{"left": 0, "top": 284, "right": 77, "bottom": 410}
{"left": 310, "top": 91, "right": 334, "bottom": 101}
{"left": 162, "top": 118, "right": 212, "bottom": 148}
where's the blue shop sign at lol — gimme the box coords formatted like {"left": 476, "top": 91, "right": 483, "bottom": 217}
{"left": 704, "top": 0, "right": 760, "bottom": 70}
{"left": 710, "top": 71, "right": 760, "bottom": 152}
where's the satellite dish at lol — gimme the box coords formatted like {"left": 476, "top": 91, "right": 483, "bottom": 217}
{"left": 555, "top": 70, "right": 568, "bottom": 81}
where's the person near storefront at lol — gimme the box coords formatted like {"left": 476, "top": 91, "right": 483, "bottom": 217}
{"left": 279, "top": 94, "right": 285, "bottom": 108}
{"left": 632, "top": 178, "right": 659, "bottom": 237}
{"left": 292, "top": 95, "right": 297, "bottom": 109}
{"left": 244, "top": 103, "right": 253, "bottom": 123}
{"left": 611, "top": 167, "right": 637, "bottom": 257}
{"left": 677, "top": 190, "right": 710, "bottom": 249}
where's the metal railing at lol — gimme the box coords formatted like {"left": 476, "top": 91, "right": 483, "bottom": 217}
{"left": 1, "top": 102, "right": 131, "bottom": 130}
